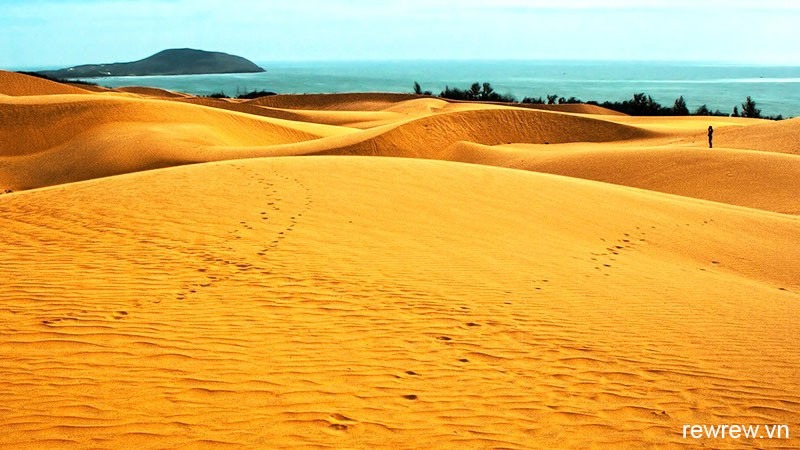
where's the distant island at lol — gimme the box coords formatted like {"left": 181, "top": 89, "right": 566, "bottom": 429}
{"left": 38, "top": 48, "right": 265, "bottom": 78}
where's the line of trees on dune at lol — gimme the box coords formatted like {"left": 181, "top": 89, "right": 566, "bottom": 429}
{"left": 415, "top": 81, "right": 516, "bottom": 103}
{"left": 413, "top": 81, "right": 783, "bottom": 120}
{"left": 205, "top": 89, "right": 276, "bottom": 99}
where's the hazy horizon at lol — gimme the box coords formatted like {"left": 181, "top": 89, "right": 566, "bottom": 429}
{"left": 3, "top": 0, "right": 800, "bottom": 68}
{"left": 12, "top": 56, "right": 800, "bottom": 73}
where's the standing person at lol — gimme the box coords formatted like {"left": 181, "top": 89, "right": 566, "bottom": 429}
{"left": 707, "top": 125, "right": 714, "bottom": 148}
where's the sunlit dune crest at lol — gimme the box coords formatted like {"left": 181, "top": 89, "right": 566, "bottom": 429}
{"left": 1, "top": 70, "right": 799, "bottom": 449}
{"left": 715, "top": 117, "right": 800, "bottom": 155}
{"left": 249, "top": 92, "right": 424, "bottom": 111}
{"left": 113, "top": 85, "right": 193, "bottom": 98}
{"left": 0, "top": 71, "right": 90, "bottom": 96}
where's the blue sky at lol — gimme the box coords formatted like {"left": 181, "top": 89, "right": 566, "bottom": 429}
{"left": 2, "top": 0, "right": 799, "bottom": 68}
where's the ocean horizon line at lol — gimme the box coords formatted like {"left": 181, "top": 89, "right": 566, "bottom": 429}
{"left": 9, "top": 58, "right": 800, "bottom": 73}
{"left": 6, "top": 60, "right": 798, "bottom": 116}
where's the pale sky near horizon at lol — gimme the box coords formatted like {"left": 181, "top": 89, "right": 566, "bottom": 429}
{"left": 2, "top": 0, "right": 799, "bottom": 68}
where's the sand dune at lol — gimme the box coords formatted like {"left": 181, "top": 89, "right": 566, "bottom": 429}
{"left": 1, "top": 79, "right": 798, "bottom": 449}
{"left": 176, "top": 97, "right": 398, "bottom": 129}
{"left": 0, "top": 70, "right": 89, "bottom": 96}
{"left": 517, "top": 102, "right": 627, "bottom": 115}
{"left": 68, "top": 83, "right": 113, "bottom": 93}
{"left": 250, "top": 92, "right": 423, "bottom": 111}
{"left": 443, "top": 142, "right": 800, "bottom": 214}
{"left": 714, "top": 117, "right": 800, "bottom": 154}
{"left": 596, "top": 114, "right": 760, "bottom": 134}
{"left": 1, "top": 157, "right": 798, "bottom": 450}
{"left": 114, "top": 86, "right": 193, "bottom": 98}
{"left": 0, "top": 91, "right": 658, "bottom": 190}
{"left": 261, "top": 108, "right": 408, "bottom": 129}
{"left": 0, "top": 94, "right": 350, "bottom": 190}
{"left": 174, "top": 96, "right": 314, "bottom": 122}
{"left": 310, "top": 108, "right": 658, "bottom": 159}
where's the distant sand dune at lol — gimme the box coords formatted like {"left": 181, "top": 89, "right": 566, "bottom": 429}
{"left": 68, "top": 82, "right": 112, "bottom": 92}
{"left": 444, "top": 142, "right": 800, "bottom": 214}
{"left": 0, "top": 92, "right": 658, "bottom": 190}
{"left": 513, "top": 102, "right": 628, "bottom": 115}
{"left": 249, "top": 92, "right": 423, "bottom": 110}
{"left": 114, "top": 86, "right": 193, "bottom": 98}
{"left": 313, "top": 108, "right": 657, "bottom": 158}
{"left": 0, "top": 94, "right": 344, "bottom": 189}
{"left": 180, "top": 97, "right": 401, "bottom": 129}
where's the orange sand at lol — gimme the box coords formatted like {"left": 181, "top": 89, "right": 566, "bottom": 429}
{"left": 1, "top": 70, "right": 798, "bottom": 449}
{"left": 0, "top": 71, "right": 90, "bottom": 96}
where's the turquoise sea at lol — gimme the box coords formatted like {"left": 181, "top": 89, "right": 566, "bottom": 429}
{"left": 64, "top": 60, "right": 800, "bottom": 117}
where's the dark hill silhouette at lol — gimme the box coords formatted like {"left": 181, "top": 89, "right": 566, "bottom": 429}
{"left": 39, "top": 48, "right": 265, "bottom": 78}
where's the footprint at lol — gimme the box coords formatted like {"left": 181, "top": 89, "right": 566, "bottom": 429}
{"left": 328, "top": 413, "right": 355, "bottom": 431}
{"left": 112, "top": 311, "right": 128, "bottom": 320}
{"left": 42, "top": 318, "right": 78, "bottom": 326}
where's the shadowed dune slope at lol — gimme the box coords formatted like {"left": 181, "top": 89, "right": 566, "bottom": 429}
{"left": 179, "top": 96, "right": 461, "bottom": 129}
{"left": 243, "top": 97, "right": 471, "bottom": 129}
{"left": 445, "top": 141, "right": 800, "bottom": 214}
{"left": 174, "top": 96, "right": 381, "bottom": 129}
{"left": 176, "top": 96, "right": 311, "bottom": 121}
{"left": 0, "top": 94, "right": 348, "bottom": 190}
{"left": 0, "top": 70, "right": 90, "bottom": 96}
{"left": 0, "top": 157, "right": 798, "bottom": 449}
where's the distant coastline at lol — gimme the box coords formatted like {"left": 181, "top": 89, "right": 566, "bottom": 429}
{"left": 18, "top": 60, "right": 799, "bottom": 117}
{"left": 38, "top": 48, "right": 264, "bottom": 78}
